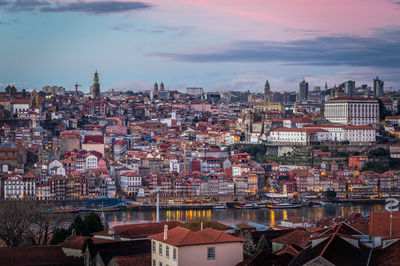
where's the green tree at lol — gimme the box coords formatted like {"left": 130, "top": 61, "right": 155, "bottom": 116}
{"left": 256, "top": 234, "right": 269, "bottom": 252}
{"left": 50, "top": 228, "right": 71, "bottom": 245}
{"left": 323, "top": 190, "right": 337, "bottom": 199}
{"left": 84, "top": 212, "right": 104, "bottom": 234}
{"left": 69, "top": 215, "right": 88, "bottom": 236}
{"left": 81, "top": 237, "right": 94, "bottom": 253}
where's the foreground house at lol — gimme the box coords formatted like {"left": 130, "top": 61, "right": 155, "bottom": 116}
{"left": 149, "top": 226, "right": 244, "bottom": 266}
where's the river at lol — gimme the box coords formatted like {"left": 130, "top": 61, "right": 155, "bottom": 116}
{"left": 102, "top": 204, "right": 384, "bottom": 226}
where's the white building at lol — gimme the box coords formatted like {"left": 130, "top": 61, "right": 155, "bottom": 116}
{"left": 120, "top": 171, "right": 142, "bottom": 196}
{"left": 85, "top": 154, "right": 98, "bottom": 169}
{"left": 324, "top": 97, "right": 379, "bottom": 125}
{"left": 304, "top": 124, "right": 376, "bottom": 143}
{"left": 270, "top": 125, "right": 376, "bottom": 145}
{"left": 149, "top": 226, "right": 244, "bottom": 266}
{"left": 269, "top": 127, "right": 329, "bottom": 145}
{"left": 4, "top": 175, "right": 36, "bottom": 199}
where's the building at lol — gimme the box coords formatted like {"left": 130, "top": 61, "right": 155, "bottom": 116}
{"left": 253, "top": 101, "right": 285, "bottom": 113}
{"left": 91, "top": 71, "right": 101, "bottom": 99}
{"left": 60, "top": 131, "right": 81, "bottom": 156}
{"left": 264, "top": 80, "right": 271, "bottom": 102}
{"left": 269, "top": 127, "right": 329, "bottom": 145}
{"left": 299, "top": 79, "right": 309, "bottom": 101}
{"left": 343, "top": 80, "right": 355, "bottom": 97}
{"left": 373, "top": 76, "right": 384, "bottom": 98}
{"left": 120, "top": 171, "right": 142, "bottom": 196}
{"left": 348, "top": 155, "right": 368, "bottom": 170}
{"left": 324, "top": 97, "right": 379, "bottom": 125}
{"left": 149, "top": 226, "right": 244, "bottom": 266}
{"left": 186, "top": 87, "right": 204, "bottom": 97}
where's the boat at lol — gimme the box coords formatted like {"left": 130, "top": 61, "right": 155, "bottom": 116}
{"left": 46, "top": 207, "right": 79, "bottom": 213}
{"left": 237, "top": 203, "right": 261, "bottom": 209}
{"left": 213, "top": 203, "right": 228, "bottom": 209}
{"left": 266, "top": 202, "right": 302, "bottom": 209}
{"left": 93, "top": 205, "right": 121, "bottom": 212}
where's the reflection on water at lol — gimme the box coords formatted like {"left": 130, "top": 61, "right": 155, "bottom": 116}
{"left": 104, "top": 204, "right": 383, "bottom": 226}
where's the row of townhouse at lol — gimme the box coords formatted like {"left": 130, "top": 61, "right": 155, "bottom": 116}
{"left": 294, "top": 170, "right": 400, "bottom": 193}
{"left": 145, "top": 173, "right": 235, "bottom": 197}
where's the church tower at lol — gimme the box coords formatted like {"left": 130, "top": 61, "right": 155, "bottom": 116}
{"left": 264, "top": 80, "right": 271, "bottom": 102}
{"left": 92, "top": 71, "right": 100, "bottom": 99}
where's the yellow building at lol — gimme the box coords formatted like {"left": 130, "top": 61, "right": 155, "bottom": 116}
{"left": 253, "top": 101, "right": 284, "bottom": 113}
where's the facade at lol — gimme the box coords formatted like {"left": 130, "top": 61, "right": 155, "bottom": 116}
{"left": 4, "top": 175, "right": 36, "bottom": 199}
{"left": 186, "top": 87, "right": 204, "bottom": 96}
{"left": 324, "top": 97, "right": 379, "bottom": 125}
{"left": 253, "top": 101, "right": 284, "bottom": 113}
{"left": 150, "top": 226, "right": 243, "bottom": 266}
{"left": 120, "top": 172, "right": 142, "bottom": 196}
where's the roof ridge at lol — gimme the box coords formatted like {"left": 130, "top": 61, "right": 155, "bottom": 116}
{"left": 319, "top": 224, "right": 342, "bottom": 257}
{"left": 177, "top": 227, "right": 194, "bottom": 245}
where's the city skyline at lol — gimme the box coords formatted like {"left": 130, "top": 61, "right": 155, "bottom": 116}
{"left": 1, "top": 0, "right": 400, "bottom": 91}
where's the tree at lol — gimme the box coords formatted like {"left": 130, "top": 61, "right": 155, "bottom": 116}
{"left": 256, "top": 234, "right": 269, "bottom": 252}
{"left": 81, "top": 237, "right": 93, "bottom": 253}
{"left": 239, "top": 231, "right": 256, "bottom": 259}
{"left": 0, "top": 201, "right": 37, "bottom": 247}
{"left": 323, "top": 190, "right": 337, "bottom": 199}
{"left": 69, "top": 215, "right": 88, "bottom": 236}
{"left": 84, "top": 212, "right": 104, "bottom": 235}
{"left": 29, "top": 209, "right": 66, "bottom": 245}
{"left": 50, "top": 228, "right": 71, "bottom": 245}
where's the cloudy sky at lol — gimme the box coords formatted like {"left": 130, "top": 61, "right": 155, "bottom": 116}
{"left": 1, "top": 0, "right": 400, "bottom": 92}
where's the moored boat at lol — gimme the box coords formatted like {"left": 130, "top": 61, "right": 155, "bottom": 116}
{"left": 266, "top": 202, "right": 302, "bottom": 209}
{"left": 213, "top": 203, "right": 228, "bottom": 209}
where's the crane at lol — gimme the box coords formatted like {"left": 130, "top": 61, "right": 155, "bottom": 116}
{"left": 74, "top": 82, "right": 82, "bottom": 93}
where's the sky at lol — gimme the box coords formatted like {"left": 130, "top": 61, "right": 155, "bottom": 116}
{"left": 0, "top": 0, "right": 400, "bottom": 93}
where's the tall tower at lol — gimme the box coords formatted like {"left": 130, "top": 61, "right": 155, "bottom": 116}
{"left": 264, "top": 80, "right": 271, "bottom": 102}
{"left": 154, "top": 82, "right": 158, "bottom": 93}
{"left": 299, "top": 79, "right": 309, "bottom": 101}
{"left": 92, "top": 71, "right": 100, "bottom": 99}
{"left": 160, "top": 82, "right": 164, "bottom": 91}
{"left": 343, "top": 80, "right": 355, "bottom": 97}
{"left": 373, "top": 76, "right": 384, "bottom": 98}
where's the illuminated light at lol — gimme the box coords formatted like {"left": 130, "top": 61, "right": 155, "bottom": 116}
{"left": 270, "top": 210, "right": 275, "bottom": 227}
{"left": 283, "top": 210, "right": 288, "bottom": 221}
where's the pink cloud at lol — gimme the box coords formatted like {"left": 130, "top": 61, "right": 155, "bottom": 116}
{"left": 155, "top": 0, "right": 400, "bottom": 37}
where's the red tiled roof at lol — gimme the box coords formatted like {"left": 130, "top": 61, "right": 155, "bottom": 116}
{"left": 59, "top": 236, "right": 120, "bottom": 249}
{"left": 149, "top": 227, "right": 244, "bottom": 246}
{"left": 95, "top": 221, "right": 183, "bottom": 239}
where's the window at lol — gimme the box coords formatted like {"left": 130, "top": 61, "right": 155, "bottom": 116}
{"left": 173, "top": 248, "right": 177, "bottom": 260}
{"left": 153, "top": 241, "right": 156, "bottom": 254}
{"left": 166, "top": 246, "right": 169, "bottom": 258}
{"left": 159, "top": 243, "right": 163, "bottom": 256}
{"left": 153, "top": 259, "right": 156, "bottom": 266}
{"left": 207, "top": 247, "right": 215, "bottom": 260}
{"left": 159, "top": 263, "right": 162, "bottom": 266}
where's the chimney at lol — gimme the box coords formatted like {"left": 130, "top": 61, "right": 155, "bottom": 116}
{"left": 163, "top": 225, "right": 168, "bottom": 240}
{"left": 201, "top": 221, "right": 203, "bottom": 231}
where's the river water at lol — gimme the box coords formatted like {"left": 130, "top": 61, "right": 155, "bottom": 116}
{"left": 103, "top": 204, "right": 384, "bottom": 226}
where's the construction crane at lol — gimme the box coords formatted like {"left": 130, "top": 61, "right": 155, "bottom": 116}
{"left": 74, "top": 82, "right": 82, "bottom": 93}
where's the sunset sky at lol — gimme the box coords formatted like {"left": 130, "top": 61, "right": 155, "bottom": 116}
{"left": 1, "top": 0, "right": 400, "bottom": 92}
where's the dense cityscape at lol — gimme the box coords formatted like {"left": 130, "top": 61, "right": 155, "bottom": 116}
{"left": 2, "top": 0, "right": 400, "bottom": 265}
{"left": 1, "top": 72, "right": 400, "bottom": 265}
